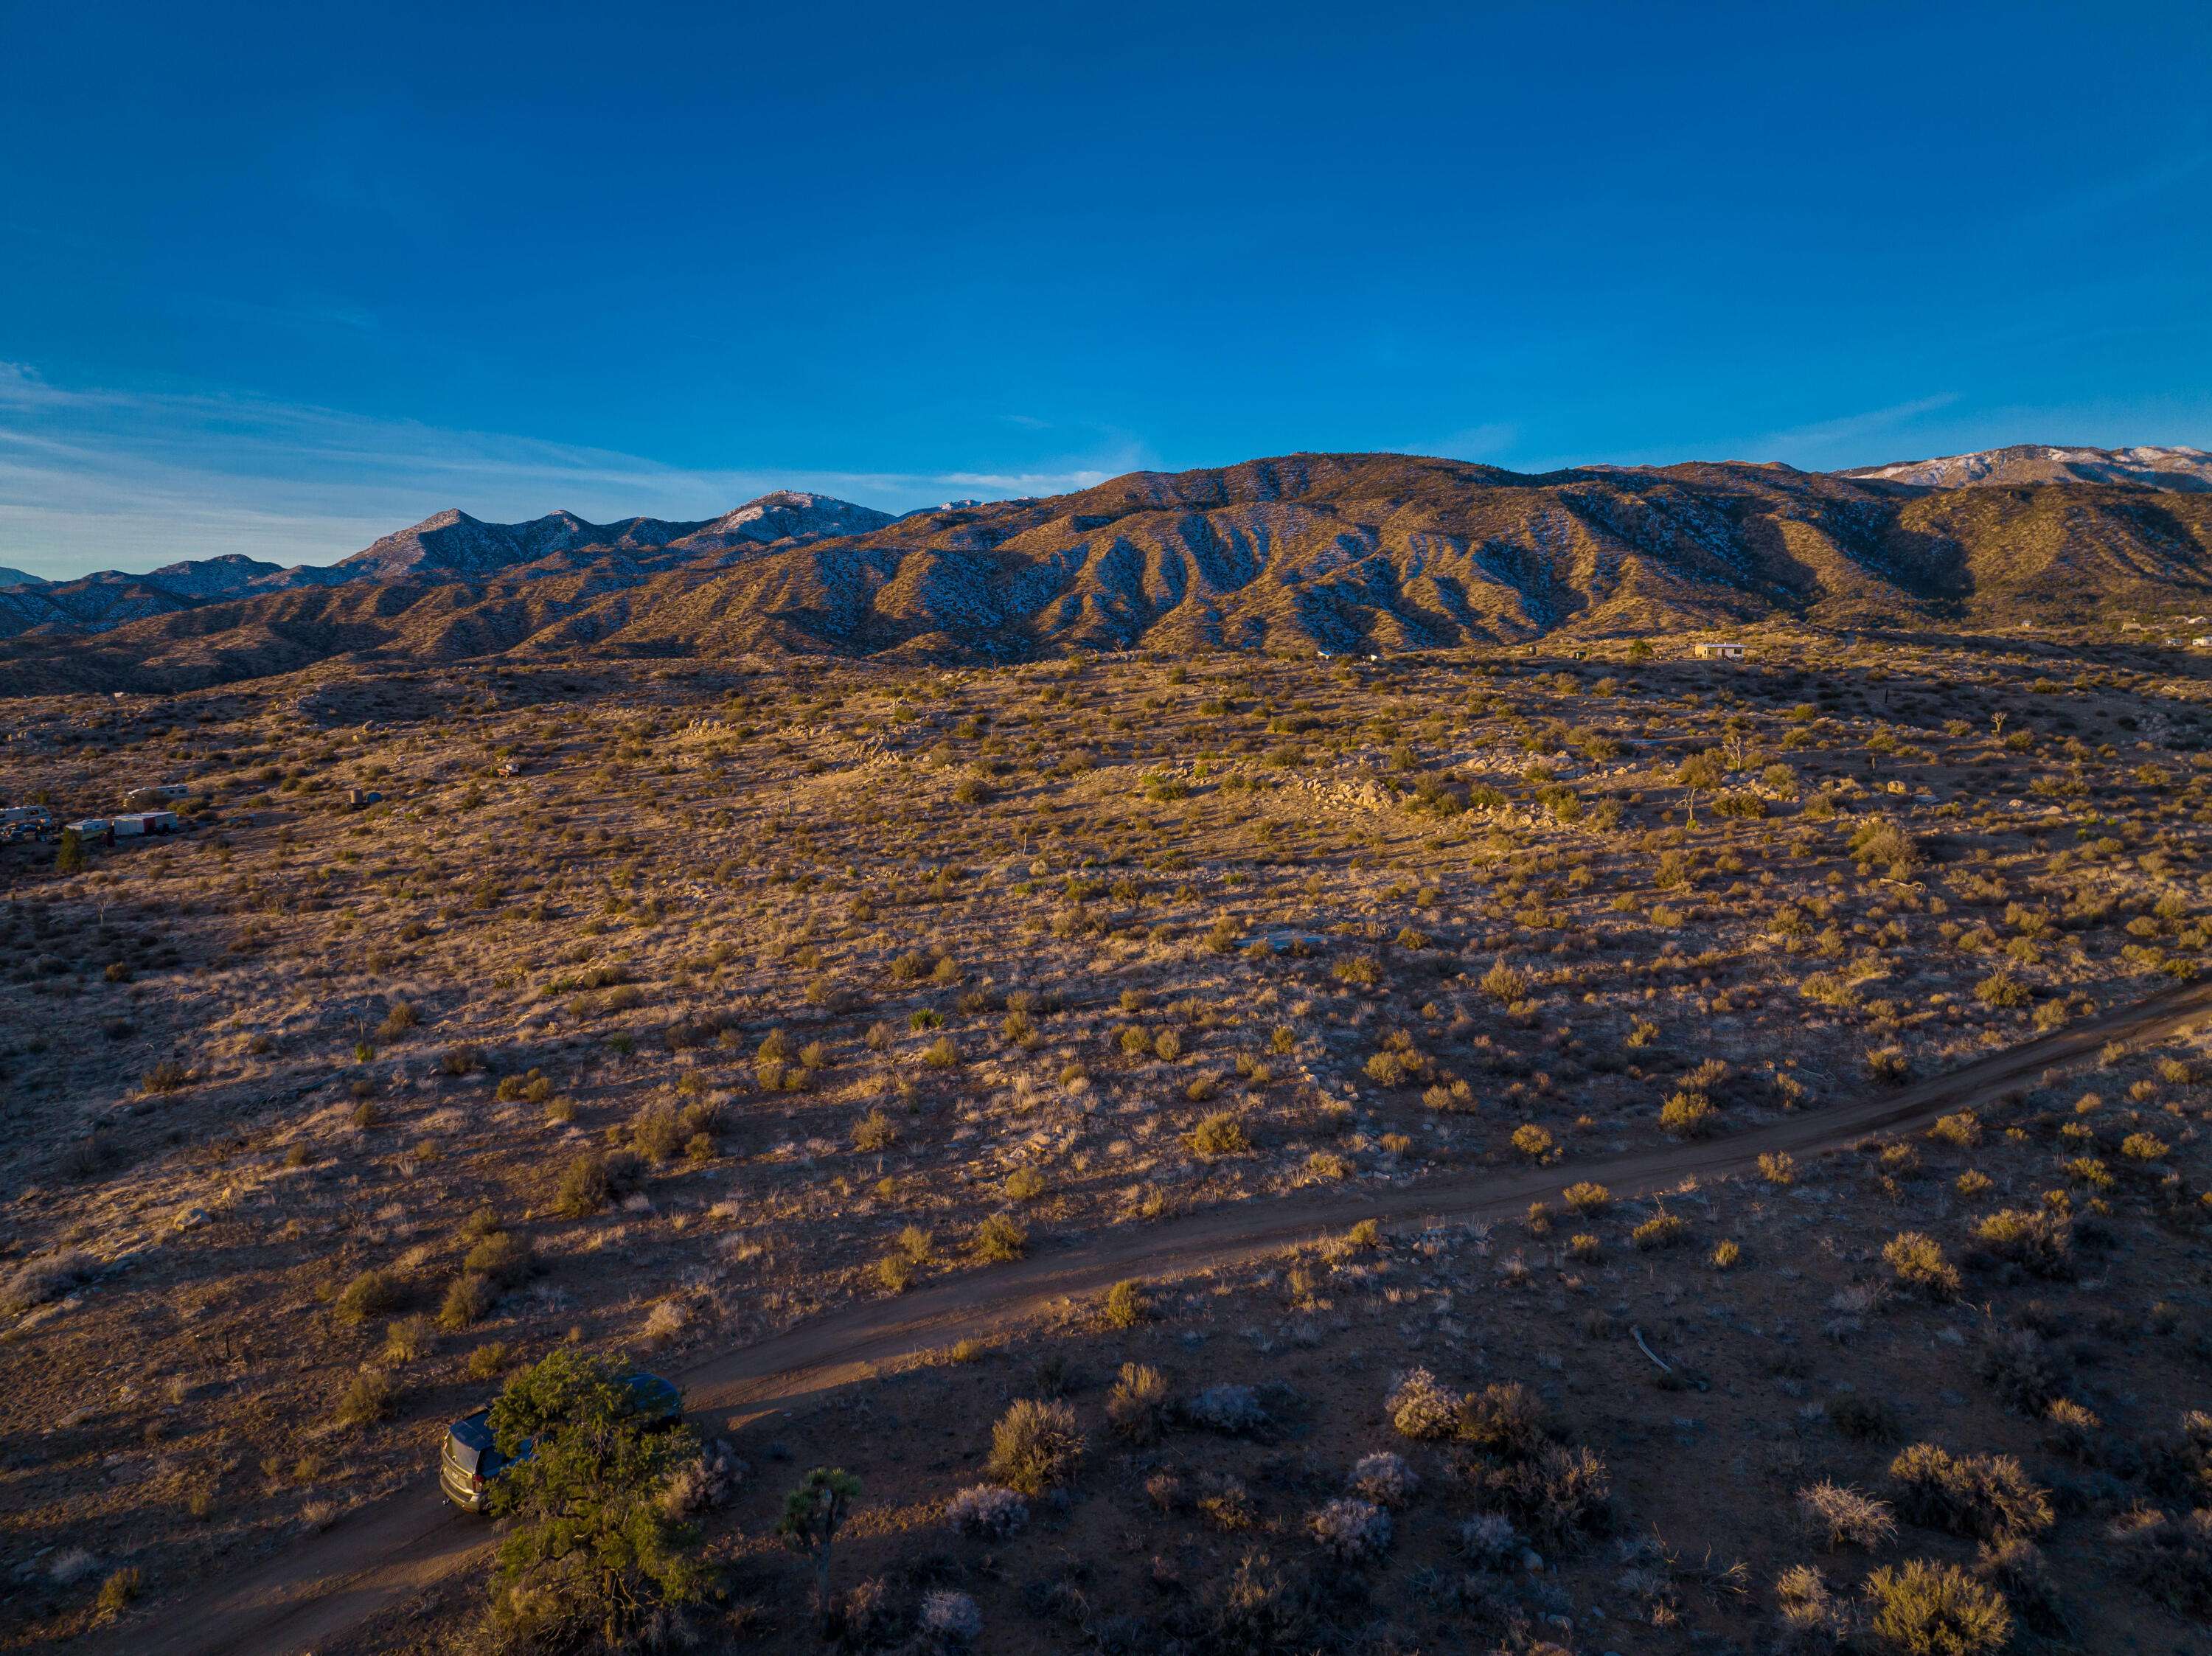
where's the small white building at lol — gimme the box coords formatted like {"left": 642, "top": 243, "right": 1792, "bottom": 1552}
{"left": 111, "top": 810, "right": 181, "bottom": 836}
{"left": 1691, "top": 641, "right": 1747, "bottom": 661}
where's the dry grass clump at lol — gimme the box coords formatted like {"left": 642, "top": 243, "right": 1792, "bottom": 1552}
{"left": 1798, "top": 1481, "right": 1898, "bottom": 1551}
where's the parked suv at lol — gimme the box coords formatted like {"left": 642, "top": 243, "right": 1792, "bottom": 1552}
{"left": 439, "top": 1371, "right": 681, "bottom": 1512}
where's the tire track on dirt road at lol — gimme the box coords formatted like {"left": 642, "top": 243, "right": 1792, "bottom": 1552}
{"left": 114, "top": 975, "right": 2212, "bottom": 1656}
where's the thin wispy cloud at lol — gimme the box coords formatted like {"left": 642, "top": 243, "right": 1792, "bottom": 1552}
{"left": 1745, "top": 394, "right": 1961, "bottom": 465}
{"left": 0, "top": 365, "right": 1147, "bottom": 580}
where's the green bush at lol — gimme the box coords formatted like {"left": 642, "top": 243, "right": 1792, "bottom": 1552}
{"left": 485, "top": 1349, "right": 708, "bottom": 1646}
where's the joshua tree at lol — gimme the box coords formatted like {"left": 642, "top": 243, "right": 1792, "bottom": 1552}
{"left": 778, "top": 1466, "right": 861, "bottom": 1622}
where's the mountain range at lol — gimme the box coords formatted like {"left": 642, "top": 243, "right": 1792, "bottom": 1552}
{"left": 4, "top": 445, "right": 2211, "bottom": 694}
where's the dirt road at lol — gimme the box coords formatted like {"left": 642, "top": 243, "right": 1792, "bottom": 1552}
{"left": 111, "top": 975, "right": 2212, "bottom": 1656}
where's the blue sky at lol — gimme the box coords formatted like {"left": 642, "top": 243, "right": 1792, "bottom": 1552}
{"left": 4, "top": 1, "right": 2209, "bottom": 579}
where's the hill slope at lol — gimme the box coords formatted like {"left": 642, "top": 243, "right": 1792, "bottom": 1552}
{"left": 1843, "top": 443, "right": 2212, "bottom": 492}
{"left": 7, "top": 452, "right": 2212, "bottom": 692}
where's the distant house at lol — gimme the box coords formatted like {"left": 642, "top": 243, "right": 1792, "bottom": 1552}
{"left": 111, "top": 810, "right": 180, "bottom": 837}
{"left": 1691, "top": 641, "right": 1746, "bottom": 661}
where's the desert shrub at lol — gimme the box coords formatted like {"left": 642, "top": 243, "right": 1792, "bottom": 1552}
{"left": 464, "top": 1231, "right": 534, "bottom": 1287}
{"left": 851, "top": 1108, "right": 897, "bottom": 1152}
{"left": 1309, "top": 1497, "right": 1391, "bottom": 1561}
{"left": 1561, "top": 1181, "right": 1610, "bottom": 1215}
{"left": 984, "top": 1399, "right": 1085, "bottom": 1495}
{"left": 1184, "top": 1112, "right": 1251, "bottom": 1158}
{"left": 1927, "top": 1112, "right": 1980, "bottom": 1148}
{"left": 1479, "top": 957, "right": 1528, "bottom": 1003}
{"left": 1188, "top": 1384, "right": 1272, "bottom": 1436}
{"left": 1974, "top": 970, "right": 2030, "bottom": 1009}
{"left": 1970, "top": 1208, "right": 2073, "bottom": 1278}
{"left": 94, "top": 1566, "right": 142, "bottom": 1618}
{"left": 142, "top": 1060, "right": 189, "bottom": 1094}
{"left": 335, "top": 1368, "right": 397, "bottom": 1427}
{"left": 1973, "top": 1535, "right": 2068, "bottom": 1636}
{"left": 2121, "top": 1131, "right": 2170, "bottom": 1162}
{"left": 1003, "top": 1166, "right": 1048, "bottom": 1203}
{"left": 1883, "top": 1232, "right": 1961, "bottom": 1296}
{"left": 1659, "top": 1090, "right": 1718, "bottom": 1138}
{"left": 945, "top": 1483, "right": 1029, "bottom": 1540}
{"left": 969, "top": 1213, "right": 1028, "bottom": 1262}
{"left": 919, "top": 1589, "right": 982, "bottom": 1645}
{"left": 439, "top": 1272, "right": 495, "bottom": 1330}
{"left": 658, "top": 1439, "right": 744, "bottom": 1519}
{"left": 553, "top": 1152, "right": 613, "bottom": 1219}
{"left": 1888, "top": 1444, "right": 2052, "bottom": 1540}
{"left": 1829, "top": 1395, "right": 1903, "bottom": 1443}
{"left": 1194, "top": 1472, "right": 1256, "bottom": 1531}
{"left": 1476, "top": 1442, "right": 1612, "bottom": 1542}
{"left": 2042, "top": 1398, "right": 2101, "bottom": 1461}
{"left": 1458, "top": 1513, "right": 1522, "bottom": 1570}
{"left": 2110, "top": 1506, "right": 2212, "bottom": 1617}
{"left": 1974, "top": 1324, "right": 2071, "bottom": 1414}
{"left": 1760, "top": 1151, "right": 1798, "bottom": 1185}
{"left": 1457, "top": 1381, "right": 1548, "bottom": 1459}
{"left": 1863, "top": 1559, "right": 2011, "bottom": 1655}
{"left": 1386, "top": 1368, "right": 1461, "bottom": 1440}
{"left": 1511, "top": 1124, "right": 1554, "bottom": 1159}
{"left": 920, "top": 1034, "right": 959, "bottom": 1069}
{"left": 1101, "top": 1278, "right": 1148, "bottom": 1329}
{"left": 467, "top": 1341, "right": 515, "bottom": 1381}
{"left": 1799, "top": 1482, "right": 1898, "bottom": 1551}
{"left": 874, "top": 1254, "right": 917, "bottom": 1294}
{"left": 1777, "top": 1563, "right": 1857, "bottom": 1648}
{"left": 333, "top": 1268, "right": 401, "bottom": 1327}
{"left": 1107, "top": 1363, "right": 1169, "bottom": 1444}
{"left": 1330, "top": 953, "right": 1383, "bottom": 988}
{"left": 1865, "top": 1045, "right": 1910, "bottom": 1085}
{"left": 1848, "top": 819, "right": 1921, "bottom": 880}
{"left": 1348, "top": 1452, "right": 1419, "bottom": 1508}
{"left": 1632, "top": 1211, "right": 1687, "bottom": 1250}
{"left": 383, "top": 1315, "right": 434, "bottom": 1363}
